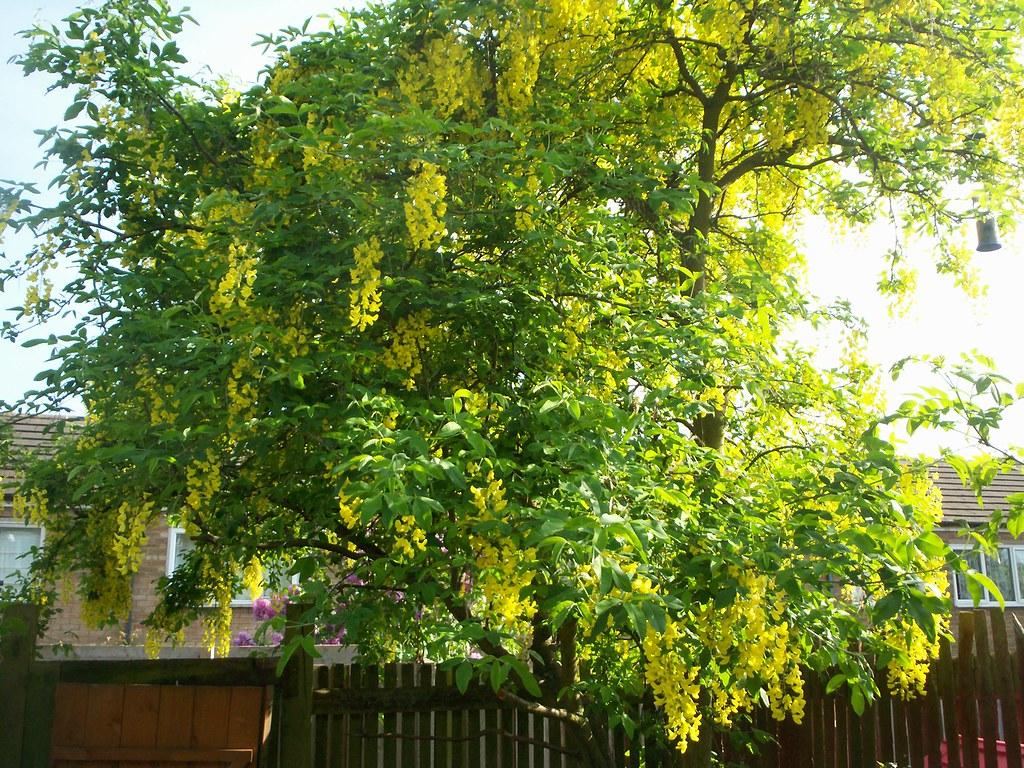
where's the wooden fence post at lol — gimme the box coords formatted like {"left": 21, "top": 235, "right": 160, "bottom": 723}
{"left": 0, "top": 603, "right": 39, "bottom": 768}
{"left": 277, "top": 602, "right": 314, "bottom": 768}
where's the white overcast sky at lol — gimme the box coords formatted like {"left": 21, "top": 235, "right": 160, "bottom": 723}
{"left": 2, "top": 1, "right": 1022, "bottom": 457}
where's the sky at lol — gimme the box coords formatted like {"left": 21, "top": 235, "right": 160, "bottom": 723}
{"left": 1, "top": 0, "right": 1022, "bottom": 457}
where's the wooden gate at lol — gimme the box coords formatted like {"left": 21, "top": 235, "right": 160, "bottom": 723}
{"left": 49, "top": 682, "right": 270, "bottom": 767}
{"left": 1, "top": 604, "right": 277, "bottom": 768}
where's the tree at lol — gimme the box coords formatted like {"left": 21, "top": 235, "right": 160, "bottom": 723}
{"left": 4, "top": 0, "right": 1024, "bottom": 764}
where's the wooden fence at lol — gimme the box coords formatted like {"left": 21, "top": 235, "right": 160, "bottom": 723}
{"left": 5, "top": 602, "right": 1024, "bottom": 768}
{"left": 308, "top": 662, "right": 579, "bottom": 768}
{"left": 715, "top": 608, "right": 1024, "bottom": 768}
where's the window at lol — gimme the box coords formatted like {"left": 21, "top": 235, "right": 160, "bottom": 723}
{"left": 0, "top": 522, "right": 44, "bottom": 588}
{"left": 952, "top": 546, "right": 1024, "bottom": 607}
{"left": 166, "top": 527, "right": 293, "bottom": 605}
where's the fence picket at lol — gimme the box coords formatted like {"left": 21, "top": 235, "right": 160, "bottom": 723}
{"left": 398, "top": 663, "right": 417, "bottom": 768}
{"left": 314, "top": 665, "right": 330, "bottom": 768}
{"left": 415, "top": 664, "right": 432, "bottom": 768}
{"left": 382, "top": 664, "right": 398, "bottom": 768}
{"left": 861, "top": 690, "right": 877, "bottom": 768}
{"left": 924, "top": 667, "right": 944, "bottom": 768}
{"left": 991, "top": 614, "right": 1022, "bottom": 768}
{"left": 939, "top": 637, "right": 963, "bottom": 768}
{"left": 959, "top": 611, "right": 981, "bottom": 768}
{"left": 975, "top": 611, "right": 1000, "bottom": 768}
{"left": 908, "top": 694, "right": 926, "bottom": 768}
{"left": 346, "top": 666, "right": 364, "bottom": 768}
{"left": 328, "top": 665, "right": 345, "bottom": 768}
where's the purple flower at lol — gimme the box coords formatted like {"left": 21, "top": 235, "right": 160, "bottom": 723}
{"left": 343, "top": 572, "right": 364, "bottom": 586}
{"left": 252, "top": 597, "right": 276, "bottom": 621}
{"left": 319, "top": 625, "right": 347, "bottom": 645}
{"left": 414, "top": 608, "right": 424, "bottom": 622}
{"left": 234, "top": 631, "right": 255, "bottom": 647}
{"left": 387, "top": 590, "right": 405, "bottom": 603}
{"left": 269, "top": 631, "right": 284, "bottom": 646}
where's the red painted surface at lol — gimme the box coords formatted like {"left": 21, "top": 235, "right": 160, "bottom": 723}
{"left": 927, "top": 737, "right": 1018, "bottom": 768}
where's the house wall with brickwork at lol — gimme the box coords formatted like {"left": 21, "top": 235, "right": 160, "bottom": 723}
{"left": 2, "top": 414, "right": 264, "bottom": 656}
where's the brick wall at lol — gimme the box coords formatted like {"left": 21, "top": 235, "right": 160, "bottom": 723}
{"left": 2, "top": 508, "right": 263, "bottom": 655}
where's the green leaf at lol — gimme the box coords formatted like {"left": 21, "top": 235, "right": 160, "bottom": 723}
{"left": 64, "top": 101, "right": 87, "bottom": 121}
{"left": 508, "top": 659, "right": 542, "bottom": 698}
{"left": 455, "top": 661, "right": 473, "bottom": 694}
{"left": 850, "top": 685, "right": 865, "bottom": 716}
{"left": 826, "top": 674, "right": 846, "bottom": 694}
{"left": 967, "top": 570, "right": 1004, "bottom": 608}
{"left": 438, "top": 421, "right": 463, "bottom": 438}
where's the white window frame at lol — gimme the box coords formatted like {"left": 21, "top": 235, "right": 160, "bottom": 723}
{"left": 951, "top": 544, "right": 1024, "bottom": 608}
{"left": 0, "top": 520, "right": 45, "bottom": 588}
{"left": 166, "top": 526, "right": 295, "bottom": 606}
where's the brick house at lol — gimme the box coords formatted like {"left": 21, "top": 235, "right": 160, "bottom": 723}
{"left": 1, "top": 413, "right": 265, "bottom": 656}
{"left": 930, "top": 461, "right": 1024, "bottom": 645}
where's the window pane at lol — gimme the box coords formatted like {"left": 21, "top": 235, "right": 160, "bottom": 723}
{"left": 1013, "top": 549, "right": 1024, "bottom": 605}
{"left": 170, "top": 530, "right": 285, "bottom": 604}
{"left": 987, "top": 547, "right": 1016, "bottom": 603}
{"left": 0, "top": 527, "right": 41, "bottom": 587}
{"left": 171, "top": 531, "right": 194, "bottom": 571}
{"left": 954, "top": 551, "right": 982, "bottom": 603}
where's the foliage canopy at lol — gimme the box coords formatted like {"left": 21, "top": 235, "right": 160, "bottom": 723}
{"left": 4, "top": 0, "right": 1024, "bottom": 763}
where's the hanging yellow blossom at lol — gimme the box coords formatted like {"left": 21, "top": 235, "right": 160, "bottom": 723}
{"left": 498, "top": 18, "right": 541, "bottom": 116}
{"left": 393, "top": 514, "right": 427, "bottom": 562}
{"left": 339, "top": 490, "right": 360, "bottom": 529}
{"left": 184, "top": 450, "right": 222, "bottom": 523}
{"left": 404, "top": 162, "right": 448, "bottom": 251}
{"left": 210, "top": 242, "right": 259, "bottom": 318}
{"left": 349, "top": 236, "right": 384, "bottom": 331}
{"left": 397, "top": 33, "right": 486, "bottom": 119}
{"left": 643, "top": 621, "right": 703, "bottom": 753}
{"left": 382, "top": 311, "right": 441, "bottom": 388}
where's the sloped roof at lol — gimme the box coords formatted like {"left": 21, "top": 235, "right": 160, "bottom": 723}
{"left": 929, "top": 461, "right": 1024, "bottom": 527}
{"left": 1, "top": 413, "right": 77, "bottom": 489}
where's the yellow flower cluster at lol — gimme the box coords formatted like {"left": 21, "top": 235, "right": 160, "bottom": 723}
{"left": 227, "top": 356, "right": 259, "bottom": 431}
{"left": 393, "top": 514, "right": 427, "bottom": 562}
{"left": 397, "top": 34, "right": 486, "bottom": 119}
{"left": 203, "top": 577, "right": 234, "bottom": 658}
{"left": 242, "top": 557, "right": 264, "bottom": 601}
{"left": 185, "top": 450, "right": 221, "bottom": 522}
{"left": 382, "top": 311, "right": 440, "bottom": 388}
{"left": 11, "top": 489, "right": 48, "bottom": 524}
{"left": 349, "top": 237, "right": 384, "bottom": 331}
{"left": 677, "top": 0, "right": 746, "bottom": 53}
{"left": 498, "top": 19, "right": 541, "bottom": 116}
{"left": 81, "top": 499, "right": 154, "bottom": 627}
{"left": 210, "top": 242, "right": 258, "bottom": 318}
{"left": 112, "top": 497, "right": 154, "bottom": 576}
{"left": 695, "top": 572, "right": 806, "bottom": 726}
{"left": 764, "top": 91, "right": 832, "bottom": 152}
{"left": 885, "top": 621, "right": 935, "bottom": 699}
{"left": 277, "top": 305, "right": 311, "bottom": 359}
{"left": 643, "top": 621, "right": 703, "bottom": 753}
{"left": 473, "top": 536, "right": 538, "bottom": 637}
{"left": 404, "top": 162, "right": 448, "bottom": 251}
{"left": 339, "top": 490, "right": 360, "bottom": 529}
{"left": 137, "top": 366, "right": 177, "bottom": 426}
{"left": 78, "top": 46, "right": 107, "bottom": 79}
{"left": 514, "top": 173, "right": 542, "bottom": 232}
{"left": 470, "top": 471, "right": 509, "bottom": 517}
{"left": 881, "top": 472, "right": 947, "bottom": 699}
